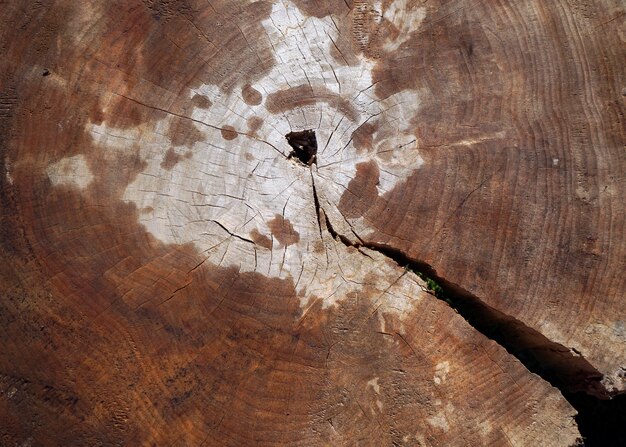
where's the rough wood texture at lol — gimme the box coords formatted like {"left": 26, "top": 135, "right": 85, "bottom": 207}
{"left": 0, "top": 0, "right": 624, "bottom": 445}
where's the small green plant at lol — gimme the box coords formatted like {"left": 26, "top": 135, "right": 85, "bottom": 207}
{"left": 405, "top": 265, "right": 448, "bottom": 300}
{"left": 426, "top": 278, "right": 444, "bottom": 296}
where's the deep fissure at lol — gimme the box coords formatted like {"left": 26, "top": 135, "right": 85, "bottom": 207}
{"left": 283, "top": 129, "right": 626, "bottom": 445}
{"left": 301, "top": 148, "right": 624, "bottom": 444}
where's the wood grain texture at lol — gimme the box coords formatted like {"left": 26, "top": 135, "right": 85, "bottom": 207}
{"left": 0, "top": 0, "right": 623, "bottom": 445}
{"left": 325, "top": 0, "right": 626, "bottom": 394}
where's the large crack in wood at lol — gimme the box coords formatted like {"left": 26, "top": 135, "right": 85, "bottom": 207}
{"left": 306, "top": 166, "right": 626, "bottom": 446}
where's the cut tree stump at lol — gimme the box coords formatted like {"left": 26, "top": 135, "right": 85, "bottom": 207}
{"left": 1, "top": 0, "right": 624, "bottom": 446}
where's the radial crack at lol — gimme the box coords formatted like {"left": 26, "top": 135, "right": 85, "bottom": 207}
{"left": 307, "top": 169, "right": 626, "bottom": 445}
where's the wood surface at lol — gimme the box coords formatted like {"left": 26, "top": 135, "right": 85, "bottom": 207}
{"left": 0, "top": 0, "right": 624, "bottom": 445}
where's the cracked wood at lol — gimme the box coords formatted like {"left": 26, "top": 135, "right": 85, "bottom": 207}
{"left": 1, "top": 0, "right": 625, "bottom": 446}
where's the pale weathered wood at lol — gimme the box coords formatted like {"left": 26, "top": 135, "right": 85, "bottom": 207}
{"left": 1, "top": 0, "right": 624, "bottom": 445}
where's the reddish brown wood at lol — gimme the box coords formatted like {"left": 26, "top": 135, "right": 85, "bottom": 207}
{"left": 1, "top": 0, "right": 624, "bottom": 445}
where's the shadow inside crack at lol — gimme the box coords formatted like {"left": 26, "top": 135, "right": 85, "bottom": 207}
{"left": 286, "top": 130, "right": 317, "bottom": 165}
{"left": 363, "top": 242, "right": 626, "bottom": 447}
{"left": 307, "top": 162, "right": 626, "bottom": 445}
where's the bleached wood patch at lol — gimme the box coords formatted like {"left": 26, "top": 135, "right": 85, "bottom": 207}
{"left": 68, "top": 1, "right": 428, "bottom": 314}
